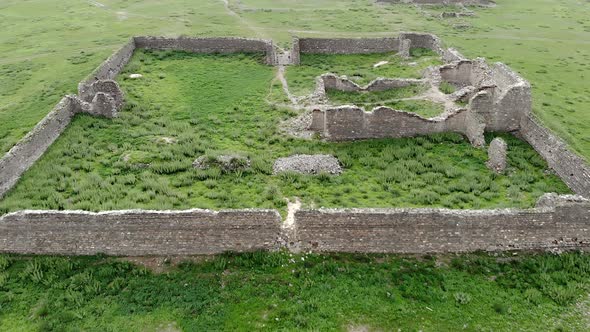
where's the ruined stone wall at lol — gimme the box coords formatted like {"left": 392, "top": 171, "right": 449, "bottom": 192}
{"left": 80, "top": 38, "right": 136, "bottom": 88}
{"left": 0, "top": 209, "right": 281, "bottom": 255}
{"left": 321, "top": 74, "right": 426, "bottom": 93}
{"left": 438, "top": 60, "right": 531, "bottom": 132}
{"left": 519, "top": 115, "right": 590, "bottom": 198}
{"left": 133, "top": 36, "right": 276, "bottom": 64}
{"left": 399, "top": 32, "right": 444, "bottom": 55}
{"left": 320, "top": 106, "right": 476, "bottom": 141}
{"left": 295, "top": 202, "right": 590, "bottom": 253}
{"left": 298, "top": 37, "right": 401, "bottom": 54}
{"left": 485, "top": 63, "right": 531, "bottom": 132}
{"left": 0, "top": 96, "right": 82, "bottom": 198}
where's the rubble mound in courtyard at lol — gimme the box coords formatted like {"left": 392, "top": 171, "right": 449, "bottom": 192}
{"left": 273, "top": 154, "right": 342, "bottom": 175}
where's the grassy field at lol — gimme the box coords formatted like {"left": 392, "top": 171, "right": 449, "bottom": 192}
{"left": 0, "top": 0, "right": 588, "bottom": 160}
{"left": 0, "top": 51, "right": 570, "bottom": 215}
{"left": 1, "top": 252, "right": 590, "bottom": 331}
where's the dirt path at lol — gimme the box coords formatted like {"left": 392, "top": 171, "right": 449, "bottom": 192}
{"left": 277, "top": 66, "right": 298, "bottom": 105}
{"left": 220, "top": 0, "right": 279, "bottom": 46}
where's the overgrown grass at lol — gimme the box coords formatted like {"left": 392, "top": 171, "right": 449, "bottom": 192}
{"left": 286, "top": 50, "right": 441, "bottom": 97}
{"left": 0, "top": 51, "right": 570, "bottom": 215}
{"left": 326, "top": 84, "right": 427, "bottom": 104}
{"left": 439, "top": 81, "right": 456, "bottom": 94}
{"left": 369, "top": 100, "right": 446, "bottom": 118}
{"left": 326, "top": 86, "right": 447, "bottom": 118}
{"left": 0, "top": 252, "right": 589, "bottom": 330}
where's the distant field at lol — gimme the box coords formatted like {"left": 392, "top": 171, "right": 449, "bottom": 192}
{"left": 0, "top": 0, "right": 588, "bottom": 160}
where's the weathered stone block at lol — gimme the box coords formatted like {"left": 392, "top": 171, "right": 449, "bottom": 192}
{"left": 486, "top": 137, "right": 508, "bottom": 173}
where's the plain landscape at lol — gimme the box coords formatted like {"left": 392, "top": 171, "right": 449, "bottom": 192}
{"left": 1, "top": 0, "right": 590, "bottom": 331}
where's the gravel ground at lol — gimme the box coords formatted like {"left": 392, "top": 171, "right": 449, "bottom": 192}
{"left": 273, "top": 154, "right": 342, "bottom": 175}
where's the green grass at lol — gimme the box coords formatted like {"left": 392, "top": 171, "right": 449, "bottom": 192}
{"left": 372, "top": 100, "right": 447, "bottom": 118}
{"left": 0, "top": 252, "right": 590, "bottom": 331}
{"left": 286, "top": 51, "right": 441, "bottom": 97}
{"left": 326, "top": 85, "right": 427, "bottom": 104}
{"left": 439, "top": 81, "right": 456, "bottom": 94}
{"left": 325, "top": 86, "right": 447, "bottom": 118}
{"left": 0, "top": 51, "right": 570, "bottom": 215}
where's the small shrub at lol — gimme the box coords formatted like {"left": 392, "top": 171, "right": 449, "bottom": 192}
{"left": 0, "top": 256, "right": 11, "bottom": 272}
{"left": 493, "top": 302, "right": 509, "bottom": 314}
{"left": 454, "top": 292, "right": 472, "bottom": 305}
{"left": 439, "top": 81, "right": 456, "bottom": 94}
{"left": 523, "top": 288, "right": 544, "bottom": 305}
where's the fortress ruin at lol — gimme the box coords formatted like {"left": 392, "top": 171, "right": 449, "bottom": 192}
{"left": 0, "top": 33, "right": 589, "bottom": 255}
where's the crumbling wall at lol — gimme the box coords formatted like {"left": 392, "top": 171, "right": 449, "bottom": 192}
{"left": 377, "top": 0, "right": 495, "bottom": 6}
{"left": 442, "top": 48, "right": 467, "bottom": 63}
{"left": 398, "top": 32, "right": 444, "bottom": 55}
{"left": 0, "top": 209, "right": 281, "bottom": 255}
{"left": 295, "top": 201, "right": 590, "bottom": 253}
{"left": 290, "top": 38, "right": 301, "bottom": 65}
{"left": 519, "top": 115, "right": 590, "bottom": 198}
{"left": 319, "top": 106, "right": 480, "bottom": 142}
{"left": 78, "top": 80, "right": 124, "bottom": 110}
{"left": 486, "top": 63, "right": 531, "bottom": 131}
{"left": 79, "top": 38, "right": 136, "bottom": 88}
{"left": 320, "top": 74, "right": 425, "bottom": 92}
{"left": 0, "top": 96, "right": 82, "bottom": 198}
{"left": 133, "top": 36, "right": 276, "bottom": 65}
{"left": 438, "top": 60, "right": 531, "bottom": 132}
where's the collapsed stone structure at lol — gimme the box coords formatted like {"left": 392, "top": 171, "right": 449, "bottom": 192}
{"left": 0, "top": 33, "right": 589, "bottom": 255}
{"left": 308, "top": 50, "right": 530, "bottom": 150}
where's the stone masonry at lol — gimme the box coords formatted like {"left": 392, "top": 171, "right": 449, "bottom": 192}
{"left": 486, "top": 137, "right": 507, "bottom": 173}
{"left": 0, "top": 195, "right": 589, "bottom": 255}
{"left": 0, "top": 209, "right": 281, "bottom": 255}
{"left": 294, "top": 198, "right": 590, "bottom": 253}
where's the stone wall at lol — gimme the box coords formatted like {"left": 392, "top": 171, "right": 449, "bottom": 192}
{"left": 318, "top": 106, "right": 485, "bottom": 145}
{"left": 0, "top": 96, "right": 82, "bottom": 198}
{"left": 79, "top": 38, "right": 136, "bottom": 88}
{"left": 377, "top": 0, "right": 495, "bottom": 6}
{"left": 519, "top": 114, "right": 590, "bottom": 197}
{"left": 485, "top": 63, "right": 531, "bottom": 132}
{"left": 133, "top": 36, "right": 276, "bottom": 65}
{"left": 437, "top": 59, "right": 531, "bottom": 132}
{"left": 295, "top": 200, "right": 590, "bottom": 253}
{"left": 398, "top": 32, "right": 444, "bottom": 55}
{"left": 1, "top": 196, "right": 588, "bottom": 255}
{"left": 0, "top": 209, "right": 281, "bottom": 255}
{"left": 298, "top": 37, "right": 401, "bottom": 54}
{"left": 320, "top": 73, "right": 426, "bottom": 93}
{"left": 297, "top": 33, "right": 444, "bottom": 56}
